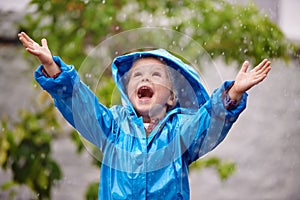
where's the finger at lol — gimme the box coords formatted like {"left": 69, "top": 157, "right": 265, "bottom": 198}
{"left": 257, "top": 61, "right": 271, "bottom": 75}
{"left": 252, "top": 74, "right": 267, "bottom": 84}
{"left": 240, "top": 61, "right": 249, "bottom": 73}
{"left": 19, "top": 36, "right": 32, "bottom": 48}
{"left": 20, "top": 32, "right": 35, "bottom": 43}
{"left": 254, "top": 59, "right": 268, "bottom": 71}
{"left": 18, "top": 33, "right": 35, "bottom": 48}
{"left": 18, "top": 32, "right": 29, "bottom": 43}
{"left": 26, "top": 47, "right": 40, "bottom": 57}
{"left": 261, "top": 61, "right": 271, "bottom": 75}
{"left": 18, "top": 36, "right": 27, "bottom": 46}
{"left": 41, "top": 38, "right": 48, "bottom": 49}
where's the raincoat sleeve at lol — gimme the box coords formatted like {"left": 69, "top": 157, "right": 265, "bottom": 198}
{"left": 187, "top": 81, "right": 247, "bottom": 163}
{"left": 34, "top": 56, "right": 118, "bottom": 149}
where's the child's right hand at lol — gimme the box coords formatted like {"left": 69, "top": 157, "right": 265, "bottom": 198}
{"left": 18, "top": 32, "right": 61, "bottom": 77}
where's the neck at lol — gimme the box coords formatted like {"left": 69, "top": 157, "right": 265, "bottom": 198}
{"left": 141, "top": 109, "right": 166, "bottom": 123}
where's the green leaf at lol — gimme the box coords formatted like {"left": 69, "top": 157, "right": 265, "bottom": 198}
{"left": 1, "top": 181, "right": 17, "bottom": 191}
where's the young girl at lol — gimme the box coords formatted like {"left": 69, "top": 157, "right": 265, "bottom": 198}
{"left": 18, "top": 32, "right": 271, "bottom": 199}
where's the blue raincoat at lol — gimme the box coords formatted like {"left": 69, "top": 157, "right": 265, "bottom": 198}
{"left": 35, "top": 49, "right": 247, "bottom": 199}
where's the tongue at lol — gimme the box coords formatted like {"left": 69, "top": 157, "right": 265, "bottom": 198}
{"left": 138, "top": 87, "right": 153, "bottom": 98}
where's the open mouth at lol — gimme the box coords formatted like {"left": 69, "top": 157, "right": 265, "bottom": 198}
{"left": 137, "top": 86, "right": 154, "bottom": 99}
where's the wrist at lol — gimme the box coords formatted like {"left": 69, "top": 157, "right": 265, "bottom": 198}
{"left": 228, "top": 84, "right": 244, "bottom": 101}
{"left": 42, "top": 58, "right": 62, "bottom": 78}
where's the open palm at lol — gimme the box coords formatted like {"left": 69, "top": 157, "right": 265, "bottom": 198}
{"left": 233, "top": 59, "right": 271, "bottom": 94}
{"left": 18, "top": 32, "right": 53, "bottom": 66}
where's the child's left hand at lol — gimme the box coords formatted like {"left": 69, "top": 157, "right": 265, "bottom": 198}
{"left": 229, "top": 59, "right": 271, "bottom": 100}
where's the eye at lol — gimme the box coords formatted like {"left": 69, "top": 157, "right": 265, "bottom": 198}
{"left": 152, "top": 72, "right": 161, "bottom": 77}
{"left": 133, "top": 72, "right": 142, "bottom": 77}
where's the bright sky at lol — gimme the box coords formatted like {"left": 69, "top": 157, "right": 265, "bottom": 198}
{"left": 0, "top": 0, "right": 30, "bottom": 11}
{"left": 279, "top": 0, "right": 300, "bottom": 41}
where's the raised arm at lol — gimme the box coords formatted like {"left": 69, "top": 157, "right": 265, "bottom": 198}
{"left": 186, "top": 59, "right": 271, "bottom": 162}
{"left": 18, "top": 32, "right": 118, "bottom": 151}
{"left": 18, "top": 32, "right": 61, "bottom": 77}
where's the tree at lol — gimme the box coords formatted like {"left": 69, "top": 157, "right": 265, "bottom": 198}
{"left": 1, "top": 0, "right": 294, "bottom": 199}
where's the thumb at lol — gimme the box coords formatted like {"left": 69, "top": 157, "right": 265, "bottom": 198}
{"left": 240, "top": 60, "right": 249, "bottom": 73}
{"left": 41, "top": 38, "right": 48, "bottom": 49}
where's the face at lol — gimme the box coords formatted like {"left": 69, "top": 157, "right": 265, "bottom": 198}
{"left": 126, "top": 58, "right": 175, "bottom": 121}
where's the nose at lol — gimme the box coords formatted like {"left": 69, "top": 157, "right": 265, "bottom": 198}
{"left": 142, "top": 76, "right": 150, "bottom": 82}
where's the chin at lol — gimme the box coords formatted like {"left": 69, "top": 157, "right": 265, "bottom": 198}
{"left": 135, "top": 107, "right": 152, "bottom": 116}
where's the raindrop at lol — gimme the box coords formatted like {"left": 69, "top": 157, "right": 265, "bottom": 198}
{"left": 102, "top": 0, "right": 106, "bottom": 4}
{"left": 223, "top": 25, "right": 228, "bottom": 30}
{"left": 283, "top": 88, "right": 288, "bottom": 97}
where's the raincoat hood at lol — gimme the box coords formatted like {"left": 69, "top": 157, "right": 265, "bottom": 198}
{"left": 111, "top": 49, "right": 209, "bottom": 115}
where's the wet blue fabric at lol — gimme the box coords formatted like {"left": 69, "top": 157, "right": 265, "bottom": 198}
{"left": 35, "top": 49, "right": 247, "bottom": 199}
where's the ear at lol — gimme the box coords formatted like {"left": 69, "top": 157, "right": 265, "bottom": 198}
{"left": 166, "top": 91, "right": 176, "bottom": 108}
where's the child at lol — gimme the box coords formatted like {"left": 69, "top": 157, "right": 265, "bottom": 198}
{"left": 18, "top": 32, "right": 271, "bottom": 199}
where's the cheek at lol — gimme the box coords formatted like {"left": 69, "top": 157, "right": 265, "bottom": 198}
{"left": 155, "top": 81, "right": 172, "bottom": 93}
{"left": 155, "top": 86, "right": 171, "bottom": 100}
{"left": 126, "top": 81, "right": 136, "bottom": 95}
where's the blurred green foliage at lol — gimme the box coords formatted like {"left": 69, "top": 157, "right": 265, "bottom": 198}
{"left": 85, "top": 181, "right": 99, "bottom": 200}
{"left": 20, "top": 0, "right": 293, "bottom": 68}
{"left": 0, "top": 95, "right": 62, "bottom": 199}
{"left": 189, "top": 156, "right": 236, "bottom": 181}
{"left": 0, "top": 0, "right": 294, "bottom": 199}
